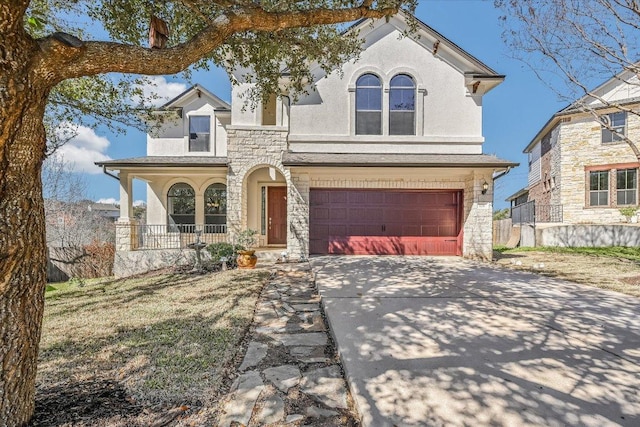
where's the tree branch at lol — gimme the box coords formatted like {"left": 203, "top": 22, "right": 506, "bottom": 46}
{"left": 41, "top": 5, "right": 397, "bottom": 82}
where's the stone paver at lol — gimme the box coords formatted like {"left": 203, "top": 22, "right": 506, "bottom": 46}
{"left": 238, "top": 341, "right": 268, "bottom": 371}
{"left": 218, "top": 371, "right": 265, "bottom": 427}
{"left": 263, "top": 365, "right": 301, "bottom": 392}
{"left": 216, "top": 263, "right": 358, "bottom": 426}
{"left": 301, "top": 366, "right": 349, "bottom": 409}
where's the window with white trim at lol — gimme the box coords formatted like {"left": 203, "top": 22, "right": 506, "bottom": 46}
{"left": 589, "top": 171, "right": 609, "bottom": 206}
{"left": 189, "top": 116, "right": 210, "bottom": 152}
{"left": 355, "top": 74, "right": 382, "bottom": 135}
{"left": 389, "top": 74, "right": 415, "bottom": 135}
{"left": 617, "top": 168, "right": 637, "bottom": 205}
{"left": 601, "top": 112, "right": 626, "bottom": 144}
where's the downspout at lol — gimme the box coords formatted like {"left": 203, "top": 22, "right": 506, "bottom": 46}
{"left": 102, "top": 165, "right": 120, "bottom": 181}
{"left": 493, "top": 166, "right": 512, "bottom": 214}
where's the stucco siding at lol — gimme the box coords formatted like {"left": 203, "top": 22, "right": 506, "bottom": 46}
{"left": 286, "top": 21, "right": 483, "bottom": 153}
{"left": 148, "top": 97, "right": 228, "bottom": 157}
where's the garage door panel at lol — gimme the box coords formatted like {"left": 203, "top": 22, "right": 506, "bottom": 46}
{"left": 330, "top": 208, "right": 347, "bottom": 220}
{"left": 309, "top": 189, "right": 462, "bottom": 256}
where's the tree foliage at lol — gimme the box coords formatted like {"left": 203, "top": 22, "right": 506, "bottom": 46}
{"left": 497, "top": 0, "right": 640, "bottom": 158}
{"left": 26, "top": 0, "right": 417, "bottom": 145}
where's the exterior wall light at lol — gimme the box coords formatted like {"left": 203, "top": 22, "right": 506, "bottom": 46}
{"left": 481, "top": 180, "right": 489, "bottom": 195}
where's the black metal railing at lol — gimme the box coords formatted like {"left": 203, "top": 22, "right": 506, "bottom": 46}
{"left": 123, "top": 224, "right": 228, "bottom": 250}
{"left": 511, "top": 201, "right": 563, "bottom": 225}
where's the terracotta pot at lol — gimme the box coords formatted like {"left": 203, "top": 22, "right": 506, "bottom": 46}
{"left": 237, "top": 250, "right": 258, "bottom": 269}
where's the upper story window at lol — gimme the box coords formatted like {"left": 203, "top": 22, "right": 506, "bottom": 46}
{"left": 356, "top": 74, "right": 382, "bottom": 135}
{"left": 189, "top": 116, "right": 210, "bottom": 152}
{"left": 262, "top": 94, "right": 277, "bottom": 126}
{"left": 389, "top": 74, "right": 416, "bottom": 135}
{"left": 601, "top": 111, "right": 626, "bottom": 144}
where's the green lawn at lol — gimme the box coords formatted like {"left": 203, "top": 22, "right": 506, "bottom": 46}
{"left": 494, "top": 245, "right": 640, "bottom": 262}
{"left": 37, "top": 268, "right": 269, "bottom": 421}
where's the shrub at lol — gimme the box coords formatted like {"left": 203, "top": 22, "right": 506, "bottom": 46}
{"left": 619, "top": 206, "right": 638, "bottom": 221}
{"left": 207, "top": 242, "right": 244, "bottom": 269}
{"left": 236, "top": 229, "right": 258, "bottom": 248}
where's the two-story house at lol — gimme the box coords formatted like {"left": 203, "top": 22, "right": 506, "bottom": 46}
{"left": 98, "top": 12, "right": 516, "bottom": 274}
{"left": 512, "top": 70, "right": 640, "bottom": 225}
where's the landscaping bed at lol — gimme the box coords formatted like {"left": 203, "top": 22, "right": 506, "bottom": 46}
{"left": 31, "top": 267, "right": 270, "bottom": 426}
{"left": 493, "top": 246, "right": 640, "bottom": 297}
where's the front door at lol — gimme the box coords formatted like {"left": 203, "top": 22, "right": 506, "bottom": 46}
{"left": 268, "top": 186, "right": 287, "bottom": 245}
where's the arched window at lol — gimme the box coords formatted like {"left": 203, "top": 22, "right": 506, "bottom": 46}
{"left": 167, "top": 183, "right": 195, "bottom": 230}
{"left": 389, "top": 74, "right": 415, "bottom": 135}
{"left": 356, "top": 74, "right": 382, "bottom": 135}
{"left": 204, "top": 183, "right": 227, "bottom": 233}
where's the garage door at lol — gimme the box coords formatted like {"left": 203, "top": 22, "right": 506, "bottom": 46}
{"left": 309, "top": 189, "right": 463, "bottom": 255}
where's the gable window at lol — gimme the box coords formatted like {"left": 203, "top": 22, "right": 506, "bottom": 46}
{"left": 204, "top": 183, "right": 227, "bottom": 233}
{"left": 168, "top": 183, "right": 195, "bottom": 229}
{"left": 356, "top": 74, "right": 382, "bottom": 135}
{"left": 189, "top": 116, "right": 210, "bottom": 152}
{"left": 589, "top": 171, "right": 609, "bottom": 206}
{"left": 617, "top": 168, "right": 637, "bottom": 205}
{"left": 389, "top": 74, "right": 415, "bottom": 135}
{"left": 601, "top": 112, "right": 626, "bottom": 144}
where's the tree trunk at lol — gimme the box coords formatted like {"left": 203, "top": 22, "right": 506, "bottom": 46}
{"left": 0, "top": 28, "right": 49, "bottom": 426}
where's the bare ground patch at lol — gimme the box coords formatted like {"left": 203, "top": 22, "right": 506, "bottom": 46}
{"left": 493, "top": 250, "right": 640, "bottom": 297}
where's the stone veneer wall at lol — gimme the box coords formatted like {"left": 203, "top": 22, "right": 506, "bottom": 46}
{"left": 559, "top": 114, "right": 639, "bottom": 223}
{"left": 463, "top": 171, "right": 494, "bottom": 260}
{"left": 226, "top": 126, "right": 308, "bottom": 257}
{"left": 550, "top": 125, "right": 562, "bottom": 206}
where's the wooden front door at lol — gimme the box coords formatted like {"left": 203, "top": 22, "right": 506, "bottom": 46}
{"left": 268, "top": 186, "right": 287, "bottom": 245}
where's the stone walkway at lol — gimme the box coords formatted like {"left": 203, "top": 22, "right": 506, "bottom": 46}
{"left": 217, "top": 263, "right": 359, "bottom": 426}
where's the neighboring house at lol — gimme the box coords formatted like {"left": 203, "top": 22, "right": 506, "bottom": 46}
{"left": 97, "top": 12, "right": 517, "bottom": 264}
{"left": 513, "top": 70, "right": 640, "bottom": 224}
{"left": 87, "top": 202, "right": 120, "bottom": 221}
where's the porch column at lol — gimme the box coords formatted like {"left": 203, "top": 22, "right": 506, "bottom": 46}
{"left": 116, "top": 172, "right": 134, "bottom": 251}
{"left": 119, "top": 171, "right": 133, "bottom": 221}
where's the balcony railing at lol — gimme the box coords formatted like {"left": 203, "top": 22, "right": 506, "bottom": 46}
{"left": 123, "top": 224, "right": 228, "bottom": 250}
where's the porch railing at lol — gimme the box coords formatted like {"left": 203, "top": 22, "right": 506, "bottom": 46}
{"left": 123, "top": 223, "right": 228, "bottom": 250}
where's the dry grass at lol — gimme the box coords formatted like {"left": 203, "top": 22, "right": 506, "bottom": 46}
{"left": 494, "top": 248, "right": 640, "bottom": 297}
{"left": 36, "top": 268, "right": 270, "bottom": 424}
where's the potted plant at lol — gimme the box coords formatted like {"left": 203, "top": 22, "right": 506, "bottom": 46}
{"left": 236, "top": 229, "right": 258, "bottom": 269}
{"left": 619, "top": 206, "right": 638, "bottom": 223}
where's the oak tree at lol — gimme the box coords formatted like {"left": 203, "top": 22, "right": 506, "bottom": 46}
{"left": 0, "top": 1, "right": 415, "bottom": 424}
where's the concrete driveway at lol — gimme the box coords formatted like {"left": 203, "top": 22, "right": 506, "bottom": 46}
{"left": 311, "top": 256, "right": 640, "bottom": 427}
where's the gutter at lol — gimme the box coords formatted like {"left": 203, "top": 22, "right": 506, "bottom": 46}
{"left": 102, "top": 165, "right": 120, "bottom": 181}
{"left": 492, "top": 166, "right": 512, "bottom": 181}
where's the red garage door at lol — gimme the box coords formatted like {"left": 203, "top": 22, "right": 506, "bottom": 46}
{"left": 309, "top": 189, "right": 463, "bottom": 255}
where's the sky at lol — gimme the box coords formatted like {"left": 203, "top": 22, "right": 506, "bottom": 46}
{"left": 67, "top": 0, "right": 567, "bottom": 210}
